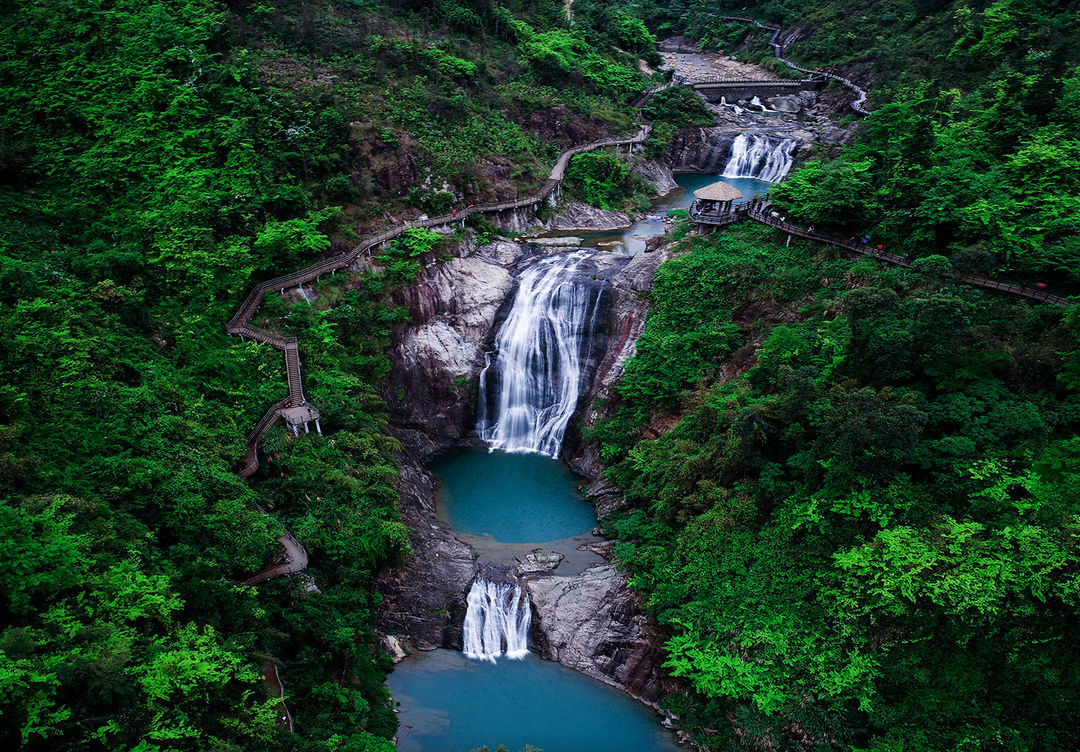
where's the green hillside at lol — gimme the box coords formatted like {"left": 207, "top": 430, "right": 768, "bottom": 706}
{"left": 0, "top": 1, "right": 649, "bottom": 749}
{"left": 593, "top": 2, "right": 1080, "bottom": 749}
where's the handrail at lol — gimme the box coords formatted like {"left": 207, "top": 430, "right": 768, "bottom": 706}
{"left": 716, "top": 15, "right": 872, "bottom": 114}
{"left": 692, "top": 77, "right": 802, "bottom": 86}
{"left": 744, "top": 207, "right": 1071, "bottom": 305}
{"left": 246, "top": 400, "right": 287, "bottom": 445}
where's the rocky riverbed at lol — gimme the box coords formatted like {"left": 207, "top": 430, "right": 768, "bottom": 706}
{"left": 659, "top": 47, "right": 859, "bottom": 169}
{"left": 376, "top": 46, "right": 840, "bottom": 710}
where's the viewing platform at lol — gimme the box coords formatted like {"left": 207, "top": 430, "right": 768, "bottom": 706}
{"left": 688, "top": 179, "right": 747, "bottom": 231}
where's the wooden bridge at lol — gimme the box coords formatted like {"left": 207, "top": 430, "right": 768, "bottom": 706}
{"left": 689, "top": 201, "right": 1071, "bottom": 306}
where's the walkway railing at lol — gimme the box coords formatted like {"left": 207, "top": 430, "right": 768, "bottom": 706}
{"left": 743, "top": 207, "right": 1070, "bottom": 305}
{"left": 718, "top": 15, "right": 872, "bottom": 115}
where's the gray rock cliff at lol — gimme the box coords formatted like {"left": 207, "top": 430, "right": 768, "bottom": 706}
{"left": 527, "top": 563, "right": 674, "bottom": 705}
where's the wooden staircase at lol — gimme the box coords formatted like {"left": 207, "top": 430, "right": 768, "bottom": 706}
{"left": 284, "top": 341, "right": 304, "bottom": 405}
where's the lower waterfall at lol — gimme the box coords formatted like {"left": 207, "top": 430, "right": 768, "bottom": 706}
{"left": 462, "top": 579, "right": 532, "bottom": 663}
{"left": 477, "top": 251, "right": 603, "bottom": 457}
{"left": 722, "top": 133, "right": 798, "bottom": 182}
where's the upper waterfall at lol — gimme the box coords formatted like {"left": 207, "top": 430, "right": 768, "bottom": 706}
{"left": 477, "top": 251, "right": 604, "bottom": 457}
{"left": 462, "top": 579, "right": 531, "bottom": 663}
{"left": 722, "top": 134, "right": 798, "bottom": 182}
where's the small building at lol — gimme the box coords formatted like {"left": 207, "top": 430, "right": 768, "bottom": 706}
{"left": 689, "top": 180, "right": 744, "bottom": 232}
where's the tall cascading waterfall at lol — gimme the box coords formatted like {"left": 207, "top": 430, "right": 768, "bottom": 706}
{"left": 477, "top": 251, "right": 604, "bottom": 457}
{"left": 462, "top": 579, "right": 532, "bottom": 663}
{"left": 722, "top": 133, "right": 799, "bottom": 182}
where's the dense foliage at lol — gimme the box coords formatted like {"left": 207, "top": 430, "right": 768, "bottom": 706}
{"left": 641, "top": 86, "right": 716, "bottom": 128}
{"left": 592, "top": 222, "right": 1080, "bottom": 750}
{"left": 564, "top": 150, "right": 652, "bottom": 210}
{"left": 0, "top": 0, "right": 650, "bottom": 749}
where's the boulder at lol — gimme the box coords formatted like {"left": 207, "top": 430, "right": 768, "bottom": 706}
{"left": 635, "top": 159, "right": 679, "bottom": 196}
{"left": 526, "top": 236, "right": 583, "bottom": 247}
{"left": 516, "top": 549, "right": 565, "bottom": 575}
{"left": 527, "top": 563, "right": 673, "bottom": 704}
{"left": 546, "top": 199, "right": 632, "bottom": 232}
{"left": 385, "top": 250, "right": 517, "bottom": 437}
{"left": 766, "top": 95, "right": 803, "bottom": 113}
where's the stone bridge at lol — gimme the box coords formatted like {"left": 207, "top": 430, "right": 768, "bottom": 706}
{"left": 691, "top": 78, "right": 823, "bottom": 102}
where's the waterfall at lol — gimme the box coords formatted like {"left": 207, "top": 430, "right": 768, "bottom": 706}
{"left": 462, "top": 579, "right": 531, "bottom": 663}
{"left": 477, "top": 251, "right": 602, "bottom": 457}
{"left": 722, "top": 134, "right": 798, "bottom": 182}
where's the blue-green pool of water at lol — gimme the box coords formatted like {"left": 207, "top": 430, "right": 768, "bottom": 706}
{"left": 430, "top": 448, "right": 595, "bottom": 543}
{"left": 540, "top": 173, "right": 774, "bottom": 254}
{"left": 388, "top": 649, "right": 680, "bottom": 752}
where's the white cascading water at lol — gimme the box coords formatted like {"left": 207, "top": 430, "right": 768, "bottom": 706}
{"left": 477, "top": 251, "right": 601, "bottom": 457}
{"left": 749, "top": 95, "right": 768, "bottom": 112}
{"left": 722, "top": 133, "right": 798, "bottom": 182}
{"left": 718, "top": 96, "right": 745, "bottom": 115}
{"left": 462, "top": 579, "right": 531, "bottom": 663}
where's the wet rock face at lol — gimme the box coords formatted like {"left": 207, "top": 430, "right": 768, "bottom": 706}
{"left": 636, "top": 159, "right": 679, "bottom": 196}
{"left": 667, "top": 127, "right": 739, "bottom": 172}
{"left": 380, "top": 231, "right": 671, "bottom": 701}
{"left": 569, "top": 250, "right": 668, "bottom": 517}
{"left": 384, "top": 243, "right": 520, "bottom": 437}
{"left": 527, "top": 563, "right": 674, "bottom": 705}
{"left": 524, "top": 249, "right": 673, "bottom": 699}
{"left": 376, "top": 428, "right": 478, "bottom": 652}
{"left": 545, "top": 199, "right": 632, "bottom": 233}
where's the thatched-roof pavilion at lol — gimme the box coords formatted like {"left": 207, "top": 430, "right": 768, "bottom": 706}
{"left": 693, "top": 180, "right": 742, "bottom": 202}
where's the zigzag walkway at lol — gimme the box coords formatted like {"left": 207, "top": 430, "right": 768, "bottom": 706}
{"left": 229, "top": 125, "right": 650, "bottom": 480}
{"left": 744, "top": 207, "right": 1070, "bottom": 306}
{"left": 229, "top": 132, "right": 651, "bottom": 723}
{"left": 719, "top": 15, "right": 872, "bottom": 114}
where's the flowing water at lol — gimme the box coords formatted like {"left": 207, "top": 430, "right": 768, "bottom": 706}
{"left": 462, "top": 579, "right": 531, "bottom": 662}
{"left": 723, "top": 133, "right": 798, "bottom": 182}
{"left": 394, "top": 224, "right": 680, "bottom": 750}
{"left": 430, "top": 447, "right": 594, "bottom": 543}
{"left": 477, "top": 251, "right": 602, "bottom": 457}
{"left": 388, "top": 650, "right": 681, "bottom": 752}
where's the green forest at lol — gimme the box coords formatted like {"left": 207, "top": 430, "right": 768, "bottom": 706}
{"left": 0, "top": 0, "right": 651, "bottom": 749}
{"left": 2, "top": 0, "right": 1079, "bottom": 750}
{"left": 591, "top": 1, "right": 1080, "bottom": 750}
